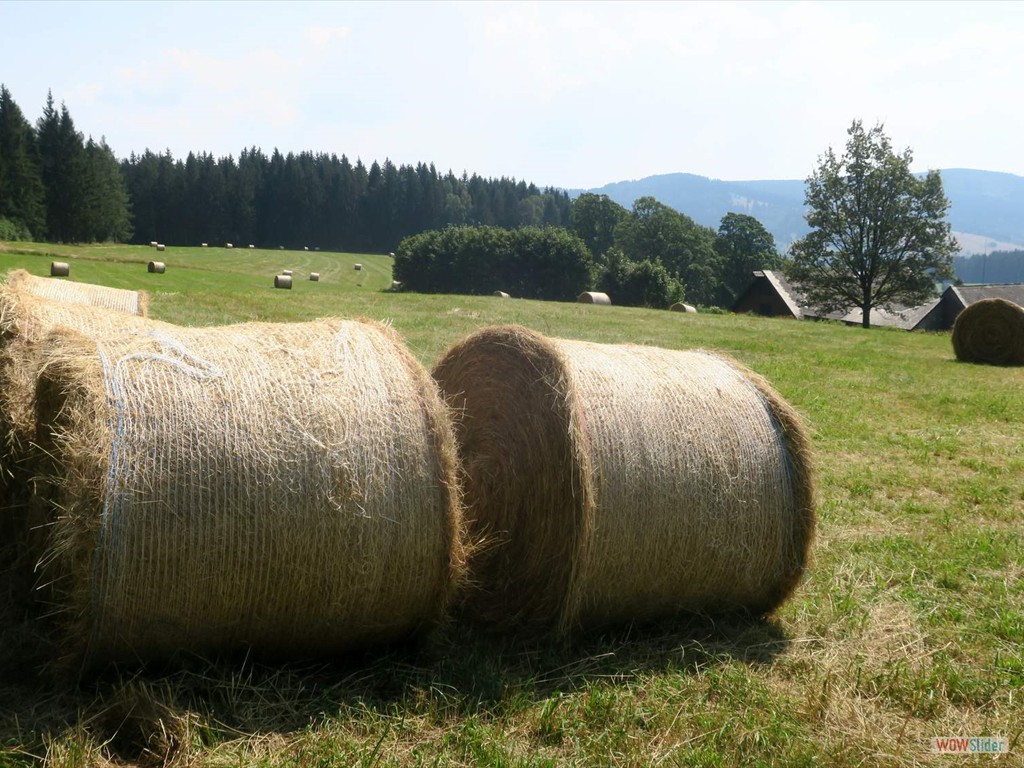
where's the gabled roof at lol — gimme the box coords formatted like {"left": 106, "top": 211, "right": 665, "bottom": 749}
{"left": 837, "top": 300, "right": 941, "bottom": 330}
{"left": 758, "top": 270, "right": 805, "bottom": 318}
{"left": 950, "top": 283, "right": 1024, "bottom": 308}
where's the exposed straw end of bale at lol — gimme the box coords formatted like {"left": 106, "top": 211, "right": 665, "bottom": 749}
{"left": 951, "top": 298, "right": 1024, "bottom": 365}
{"left": 274, "top": 275, "right": 292, "bottom": 289}
{"left": 6, "top": 269, "right": 148, "bottom": 317}
{"left": 577, "top": 291, "right": 610, "bottom": 305}
{"left": 147, "top": 262, "right": 166, "bottom": 274}
{"left": 669, "top": 302, "right": 697, "bottom": 313}
{"left": 50, "top": 262, "right": 70, "bottom": 277}
{"left": 30, "top": 318, "right": 465, "bottom": 672}
{"left": 432, "top": 325, "right": 815, "bottom": 638}
{"left": 493, "top": 291, "right": 511, "bottom": 298}
{"left": 309, "top": 272, "right": 320, "bottom": 282}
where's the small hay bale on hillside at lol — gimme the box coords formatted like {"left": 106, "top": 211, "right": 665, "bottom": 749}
{"left": 30, "top": 319, "right": 463, "bottom": 670}
{"left": 147, "top": 262, "right": 166, "bottom": 274}
{"left": 225, "top": 242, "right": 234, "bottom": 249}
{"left": 7, "top": 269, "right": 148, "bottom": 317}
{"left": 432, "top": 325, "right": 815, "bottom": 637}
{"left": 274, "top": 275, "right": 292, "bottom": 289}
{"left": 493, "top": 291, "right": 510, "bottom": 298}
{"left": 309, "top": 272, "right": 320, "bottom": 282}
{"left": 148, "top": 241, "right": 158, "bottom": 248}
{"left": 354, "top": 264, "right": 363, "bottom": 271}
{"left": 155, "top": 244, "right": 166, "bottom": 252}
{"left": 669, "top": 302, "right": 697, "bottom": 313}
{"left": 50, "top": 262, "right": 70, "bottom": 277}
{"left": 391, "top": 280, "right": 403, "bottom": 291}
{"left": 951, "top": 297, "right": 1024, "bottom": 366}
{"left": 577, "top": 291, "right": 610, "bottom": 305}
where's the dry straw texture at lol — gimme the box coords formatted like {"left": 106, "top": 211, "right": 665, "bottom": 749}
{"left": 31, "top": 318, "right": 463, "bottom": 671}
{"left": 951, "top": 297, "right": 1024, "bottom": 365}
{"left": 274, "top": 275, "right": 292, "bottom": 289}
{"left": 432, "top": 325, "right": 815, "bottom": 638}
{"left": 147, "top": 261, "right": 166, "bottom": 274}
{"left": 577, "top": 291, "right": 611, "bottom": 305}
{"left": 7, "top": 269, "right": 148, "bottom": 317}
{"left": 50, "top": 262, "right": 70, "bottom": 277}
{"left": 669, "top": 303, "right": 698, "bottom": 313}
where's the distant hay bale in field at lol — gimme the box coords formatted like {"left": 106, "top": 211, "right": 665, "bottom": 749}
{"left": 354, "top": 263, "right": 363, "bottom": 271}
{"left": 201, "top": 242, "right": 208, "bottom": 247}
{"left": 577, "top": 291, "right": 610, "bottom": 305}
{"left": 225, "top": 242, "right": 234, "bottom": 249}
{"left": 50, "top": 262, "right": 70, "bottom": 277}
{"left": 282, "top": 269, "right": 293, "bottom": 276}
{"left": 30, "top": 318, "right": 463, "bottom": 670}
{"left": 389, "top": 252, "right": 395, "bottom": 258}
{"left": 315, "top": 247, "right": 321, "bottom": 252}
{"left": 155, "top": 243, "right": 166, "bottom": 252}
{"left": 669, "top": 303, "right": 697, "bottom": 313}
{"left": 148, "top": 241, "right": 158, "bottom": 248}
{"left": 493, "top": 291, "right": 510, "bottom": 298}
{"left": 391, "top": 280, "right": 403, "bottom": 291}
{"left": 249, "top": 244, "right": 255, "bottom": 249}
{"left": 279, "top": 245, "right": 284, "bottom": 250}
{"left": 309, "top": 272, "right": 320, "bottom": 282}
{"left": 432, "top": 325, "right": 815, "bottom": 637}
{"left": 951, "top": 298, "right": 1024, "bottom": 365}
{"left": 147, "top": 261, "right": 166, "bottom": 274}
{"left": 304, "top": 246, "right": 309, "bottom": 251}
{"left": 7, "top": 269, "right": 148, "bottom": 317}
{"left": 274, "top": 275, "right": 292, "bottom": 289}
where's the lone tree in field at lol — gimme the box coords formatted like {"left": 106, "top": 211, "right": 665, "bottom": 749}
{"left": 788, "top": 120, "right": 956, "bottom": 327}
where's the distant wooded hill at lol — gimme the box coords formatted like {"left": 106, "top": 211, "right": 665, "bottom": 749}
{"left": 578, "top": 168, "right": 1024, "bottom": 258}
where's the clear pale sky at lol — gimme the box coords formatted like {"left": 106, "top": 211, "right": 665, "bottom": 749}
{"left": 1, "top": 0, "right": 1021, "bottom": 189}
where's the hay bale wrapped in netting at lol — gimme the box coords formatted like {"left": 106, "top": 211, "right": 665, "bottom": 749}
{"left": 577, "top": 291, "right": 610, "bottom": 305}
{"left": 432, "top": 325, "right": 815, "bottom": 637}
{"left": 0, "top": 289, "right": 166, "bottom": 612}
{"left": 6, "top": 269, "right": 148, "bottom": 317}
{"left": 951, "top": 298, "right": 1024, "bottom": 366}
{"left": 31, "top": 318, "right": 463, "bottom": 670}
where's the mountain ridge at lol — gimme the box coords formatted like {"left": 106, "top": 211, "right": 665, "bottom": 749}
{"left": 575, "top": 168, "right": 1024, "bottom": 255}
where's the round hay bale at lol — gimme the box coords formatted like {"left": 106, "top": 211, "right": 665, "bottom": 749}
{"left": 577, "top": 291, "right": 610, "bottom": 305}
{"left": 309, "top": 272, "right": 320, "bottom": 282}
{"left": 0, "top": 288, "right": 165, "bottom": 603}
{"left": 282, "top": 269, "right": 293, "bottom": 276}
{"left": 951, "top": 298, "right": 1024, "bottom": 365}
{"left": 669, "top": 302, "right": 697, "bottom": 313}
{"left": 225, "top": 242, "right": 234, "bottom": 249}
{"left": 304, "top": 246, "right": 309, "bottom": 251}
{"left": 147, "top": 261, "right": 166, "bottom": 274}
{"left": 432, "top": 325, "right": 815, "bottom": 637}
{"left": 201, "top": 242, "right": 208, "bottom": 247}
{"left": 50, "top": 262, "right": 70, "bottom": 277}
{"left": 274, "top": 274, "right": 292, "bottom": 289}
{"left": 354, "top": 264, "right": 363, "bottom": 271}
{"left": 391, "top": 280, "right": 403, "bottom": 291}
{"left": 7, "top": 269, "right": 148, "bottom": 317}
{"left": 155, "top": 244, "right": 166, "bottom": 252}
{"left": 148, "top": 241, "right": 158, "bottom": 248}
{"left": 249, "top": 244, "right": 255, "bottom": 249}
{"left": 493, "top": 291, "right": 511, "bottom": 299}
{"left": 30, "top": 319, "right": 463, "bottom": 670}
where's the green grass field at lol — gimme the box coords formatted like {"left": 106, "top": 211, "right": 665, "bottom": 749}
{"left": 1, "top": 242, "right": 1021, "bottom": 767}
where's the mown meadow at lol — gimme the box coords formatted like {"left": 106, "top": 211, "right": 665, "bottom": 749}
{"left": 0, "top": 242, "right": 1020, "bottom": 767}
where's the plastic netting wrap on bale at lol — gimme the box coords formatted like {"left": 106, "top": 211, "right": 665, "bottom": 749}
{"left": 432, "top": 325, "right": 815, "bottom": 638}
{"left": 6, "top": 270, "right": 148, "bottom": 317}
{"left": 31, "top": 318, "right": 463, "bottom": 671}
{"left": 951, "top": 298, "right": 1024, "bottom": 366}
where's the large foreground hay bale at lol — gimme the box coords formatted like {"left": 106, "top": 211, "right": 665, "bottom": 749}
{"left": 6, "top": 269, "right": 148, "bottom": 317}
{"left": 31, "top": 319, "right": 463, "bottom": 670}
{"left": 951, "top": 298, "right": 1024, "bottom": 365}
{"left": 432, "top": 325, "right": 815, "bottom": 637}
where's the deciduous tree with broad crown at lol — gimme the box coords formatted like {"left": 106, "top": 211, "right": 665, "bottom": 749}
{"left": 788, "top": 120, "right": 956, "bottom": 327}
